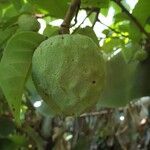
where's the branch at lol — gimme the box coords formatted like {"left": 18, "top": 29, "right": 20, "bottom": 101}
{"left": 92, "top": 8, "right": 100, "bottom": 28}
{"left": 72, "top": 10, "right": 93, "bottom": 33}
{"left": 60, "top": 0, "right": 81, "bottom": 34}
{"left": 80, "top": 110, "right": 113, "bottom": 117}
{"left": 113, "top": 0, "right": 150, "bottom": 38}
{"left": 70, "top": 4, "right": 80, "bottom": 27}
{"left": 97, "top": 19, "right": 128, "bottom": 38}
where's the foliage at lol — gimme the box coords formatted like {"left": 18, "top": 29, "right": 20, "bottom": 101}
{"left": 0, "top": 0, "right": 150, "bottom": 149}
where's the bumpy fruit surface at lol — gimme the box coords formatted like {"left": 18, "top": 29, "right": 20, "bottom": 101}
{"left": 18, "top": 14, "right": 40, "bottom": 31}
{"left": 32, "top": 34, "right": 105, "bottom": 115}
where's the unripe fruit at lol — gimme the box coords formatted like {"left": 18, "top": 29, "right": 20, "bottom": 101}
{"left": 32, "top": 34, "right": 105, "bottom": 115}
{"left": 18, "top": 14, "right": 40, "bottom": 31}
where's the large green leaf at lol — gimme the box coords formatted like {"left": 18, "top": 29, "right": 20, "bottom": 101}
{"left": 43, "top": 25, "right": 59, "bottom": 37}
{"left": 2, "top": 4, "right": 18, "bottom": 19}
{"left": 98, "top": 52, "right": 138, "bottom": 108}
{"left": 128, "top": 24, "right": 141, "bottom": 42}
{"left": 11, "top": 0, "right": 24, "bottom": 10}
{"left": 0, "top": 32, "right": 45, "bottom": 124}
{"left": 122, "top": 42, "right": 140, "bottom": 63}
{"left": 98, "top": 52, "right": 150, "bottom": 108}
{"left": 133, "top": 0, "right": 150, "bottom": 26}
{"left": 28, "top": 0, "right": 69, "bottom": 18}
{"left": 102, "top": 38, "right": 123, "bottom": 53}
{"left": 114, "top": 13, "right": 128, "bottom": 23}
{"left": 81, "top": 0, "right": 110, "bottom": 8}
{"left": 0, "top": 26, "right": 18, "bottom": 47}
{"left": 130, "top": 58, "right": 150, "bottom": 99}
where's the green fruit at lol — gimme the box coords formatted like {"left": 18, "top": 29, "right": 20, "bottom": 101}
{"left": 133, "top": 49, "right": 148, "bottom": 61}
{"left": 32, "top": 34, "right": 106, "bottom": 115}
{"left": 18, "top": 14, "right": 40, "bottom": 31}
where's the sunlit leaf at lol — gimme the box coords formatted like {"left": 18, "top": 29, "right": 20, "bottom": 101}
{"left": 102, "top": 38, "right": 123, "bottom": 53}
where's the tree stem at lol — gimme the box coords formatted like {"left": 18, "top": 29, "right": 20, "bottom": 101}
{"left": 60, "top": 0, "right": 81, "bottom": 34}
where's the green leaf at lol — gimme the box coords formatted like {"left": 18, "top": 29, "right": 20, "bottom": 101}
{"left": 122, "top": 42, "right": 140, "bottom": 63}
{"left": 100, "top": 8, "right": 109, "bottom": 17}
{"left": 130, "top": 58, "right": 150, "bottom": 99}
{"left": 133, "top": 0, "right": 150, "bottom": 26}
{"left": 1, "top": 15, "right": 19, "bottom": 29}
{"left": 75, "top": 26, "right": 99, "bottom": 46}
{"left": 2, "top": 4, "right": 18, "bottom": 19}
{"left": 0, "top": 26, "right": 18, "bottom": 47}
{"left": 114, "top": 13, "right": 129, "bottom": 23}
{"left": 11, "top": 0, "right": 24, "bottom": 10}
{"left": 102, "top": 38, "right": 123, "bottom": 53}
{"left": 43, "top": 25, "right": 59, "bottom": 37}
{"left": 109, "top": 1, "right": 121, "bottom": 15}
{"left": 19, "top": 3, "right": 35, "bottom": 14}
{"left": 145, "top": 24, "right": 150, "bottom": 32}
{"left": 0, "top": 31, "right": 46, "bottom": 124}
{"left": 82, "top": 0, "right": 110, "bottom": 8}
{"left": 28, "top": 0, "right": 69, "bottom": 18}
{"left": 128, "top": 24, "right": 141, "bottom": 42}
{"left": 98, "top": 52, "right": 138, "bottom": 108}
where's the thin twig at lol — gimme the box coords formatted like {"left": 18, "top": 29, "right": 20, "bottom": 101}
{"left": 97, "top": 19, "right": 128, "bottom": 38}
{"left": 72, "top": 10, "right": 93, "bottom": 33}
{"left": 60, "top": 0, "right": 81, "bottom": 34}
{"left": 70, "top": 3, "right": 80, "bottom": 27}
{"left": 113, "top": 0, "right": 150, "bottom": 38}
{"left": 92, "top": 8, "right": 100, "bottom": 28}
{"left": 80, "top": 110, "right": 113, "bottom": 118}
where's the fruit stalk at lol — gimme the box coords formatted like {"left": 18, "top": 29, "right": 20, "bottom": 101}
{"left": 60, "top": 0, "right": 80, "bottom": 34}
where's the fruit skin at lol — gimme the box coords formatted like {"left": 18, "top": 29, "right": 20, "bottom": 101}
{"left": 32, "top": 34, "right": 105, "bottom": 115}
{"left": 18, "top": 14, "right": 40, "bottom": 31}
